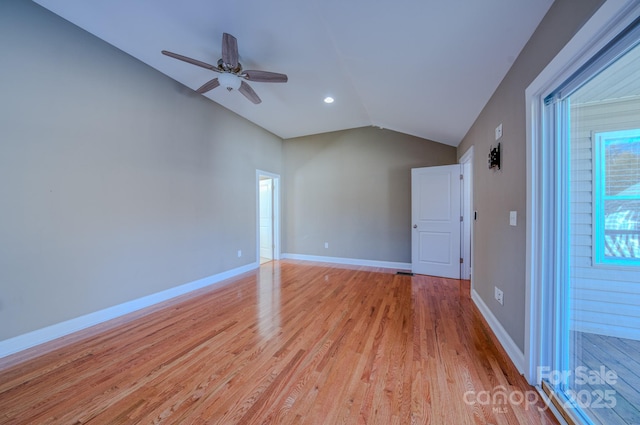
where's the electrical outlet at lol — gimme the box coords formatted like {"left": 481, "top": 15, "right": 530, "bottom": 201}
{"left": 237, "top": 250, "right": 242, "bottom": 258}
{"left": 324, "top": 242, "right": 329, "bottom": 249}
{"left": 495, "top": 123, "right": 503, "bottom": 140}
{"left": 495, "top": 287, "right": 504, "bottom": 305}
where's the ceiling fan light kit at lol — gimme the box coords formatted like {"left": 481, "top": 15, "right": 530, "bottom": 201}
{"left": 218, "top": 72, "right": 241, "bottom": 91}
{"left": 162, "top": 32, "right": 288, "bottom": 104}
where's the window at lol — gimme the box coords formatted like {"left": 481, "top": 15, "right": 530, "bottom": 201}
{"left": 594, "top": 129, "right": 640, "bottom": 265}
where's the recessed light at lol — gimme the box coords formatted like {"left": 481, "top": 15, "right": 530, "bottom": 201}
{"left": 324, "top": 96, "right": 334, "bottom": 104}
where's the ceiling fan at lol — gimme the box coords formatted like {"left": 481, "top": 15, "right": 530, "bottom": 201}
{"left": 162, "top": 33, "right": 288, "bottom": 104}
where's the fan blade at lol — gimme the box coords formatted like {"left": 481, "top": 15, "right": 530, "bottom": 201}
{"left": 243, "top": 70, "right": 288, "bottom": 83}
{"left": 196, "top": 78, "right": 220, "bottom": 94}
{"left": 222, "top": 33, "right": 239, "bottom": 69}
{"left": 238, "top": 81, "right": 261, "bottom": 104}
{"left": 161, "top": 50, "right": 219, "bottom": 71}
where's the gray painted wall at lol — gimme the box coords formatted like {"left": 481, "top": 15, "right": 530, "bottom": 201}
{"left": 0, "top": 1, "right": 282, "bottom": 340}
{"left": 456, "top": 0, "right": 606, "bottom": 352}
{"left": 283, "top": 127, "right": 457, "bottom": 263}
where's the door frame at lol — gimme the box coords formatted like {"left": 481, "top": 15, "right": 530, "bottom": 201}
{"left": 256, "top": 170, "right": 281, "bottom": 263}
{"left": 460, "top": 146, "right": 474, "bottom": 282}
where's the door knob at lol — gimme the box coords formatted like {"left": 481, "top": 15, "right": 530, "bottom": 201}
{"left": 413, "top": 224, "right": 418, "bottom": 229}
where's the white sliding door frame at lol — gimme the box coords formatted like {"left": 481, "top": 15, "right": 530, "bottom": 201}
{"left": 525, "top": 0, "right": 640, "bottom": 385}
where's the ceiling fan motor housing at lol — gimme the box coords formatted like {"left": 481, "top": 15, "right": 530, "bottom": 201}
{"left": 217, "top": 58, "right": 242, "bottom": 74}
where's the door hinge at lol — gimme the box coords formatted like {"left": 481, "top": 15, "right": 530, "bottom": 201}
{"left": 460, "top": 174, "right": 464, "bottom": 180}
{"left": 460, "top": 258, "right": 464, "bottom": 264}
{"left": 460, "top": 216, "right": 463, "bottom": 222}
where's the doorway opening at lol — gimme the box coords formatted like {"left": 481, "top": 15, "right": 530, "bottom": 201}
{"left": 257, "top": 170, "right": 280, "bottom": 265}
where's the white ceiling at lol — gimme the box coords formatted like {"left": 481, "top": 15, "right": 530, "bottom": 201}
{"left": 33, "top": 0, "right": 554, "bottom": 147}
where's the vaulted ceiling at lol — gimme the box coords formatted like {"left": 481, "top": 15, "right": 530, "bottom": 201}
{"left": 33, "top": 0, "right": 554, "bottom": 146}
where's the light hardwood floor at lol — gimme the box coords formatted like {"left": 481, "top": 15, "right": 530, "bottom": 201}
{"left": 0, "top": 260, "right": 559, "bottom": 424}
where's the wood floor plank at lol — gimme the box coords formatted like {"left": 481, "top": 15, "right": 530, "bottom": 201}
{"left": 0, "top": 260, "right": 559, "bottom": 424}
{"left": 567, "top": 331, "right": 640, "bottom": 425}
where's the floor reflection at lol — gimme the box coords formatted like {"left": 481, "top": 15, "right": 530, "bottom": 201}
{"left": 257, "top": 263, "right": 281, "bottom": 338}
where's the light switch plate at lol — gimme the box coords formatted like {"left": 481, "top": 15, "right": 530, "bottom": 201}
{"left": 509, "top": 211, "right": 517, "bottom": 226}
{"left": 495, "top": 287, "right": 504, "bottom": 305}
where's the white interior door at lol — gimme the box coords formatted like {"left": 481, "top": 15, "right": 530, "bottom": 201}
{"left": 411, "top": 165, "right": 461, "bottom": 278}
{"left": 259, "top": 179, "right": 273, "bottom": 260}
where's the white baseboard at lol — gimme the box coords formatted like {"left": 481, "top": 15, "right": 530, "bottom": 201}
{"left": 281, "top": 253, "right": 411, "bottom": 270}
{"left": 0, "top": 262, "right": 259, "bottom": 359}
{"left": 471, "top": 289, "right": 526, "bottom": 374}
